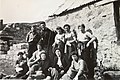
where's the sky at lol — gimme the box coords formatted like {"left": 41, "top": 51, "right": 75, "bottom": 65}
{"left": 0, "top": 0, "right": 65, "bottom": 23}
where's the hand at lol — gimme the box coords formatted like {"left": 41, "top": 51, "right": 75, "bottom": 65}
{"left": 86, "top": 42, "right": 90, "bottom": 47}
{"left": 66, "top": 41, "right": 71, "bottom": 46}
{"left": 73, "top": 76, "right": 78, "bottom": 80}
{"left": 71, "top": 69, "right": 77, "bottom": 72}
{"left": 60, "top": 70, "right": 64, "bottom": 75}
{"left": 52, "top": 43, "right": 55, "bottom": 47}
{"left": 48, "top": 67, "right": 52, "bottom": 71}
{"left": 20, "top": 62, "right": 24, "bottom": 66}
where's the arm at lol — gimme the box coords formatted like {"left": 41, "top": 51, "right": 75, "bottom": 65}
{"left": 74, "top": 60, "right": 84, "bottom": 80}
{"left": 69, "top": 32, "right": 77, "bottom": 43}
{"left": 28, "top": 52, "right": 40, "bottom": 67}
{"left": 15, "top": 60, "right": 20, "bottom": 67}
{"left": 86, "top": 32, "right": 96, "bottom": 47}
{"left": 26, "top": 32, "right": 30, "bottom": 42}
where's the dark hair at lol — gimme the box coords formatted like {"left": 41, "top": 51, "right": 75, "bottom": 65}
{"left": 54, "top": 48, "right": 63, "bottom": 56}
{"left": 56, "top": 27, "right": 65, "bottom": 33}
{"left": 40, "top": 21, "right": 46, "bottom": 25}
{"left": 63, "top": 24, "right": 70, "bottom": 29}
{"left": 56, "top": 27, "right": 62, "bottom": 30}
{"left": 17, "top": 52, "right": 24, "bottom": 56}
{"left": 71, "top": 51, "right": 78, "bottom": 56}
{"left": 78, "top": 24, "right": 85, "bottom": 29}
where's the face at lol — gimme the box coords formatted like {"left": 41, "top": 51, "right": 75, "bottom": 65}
{"left": 64, "top": 26, "right": 70, "bottom": 32}
{"left": 78, "top": 26, "right": 85, "bottom": 32}
{"left": 41, "top": 53, "right": 46, "bottom": 60}
{"left": 40, "top": 23, "right": 46, "bottom": 29}
{"left": 55, "top": 49, "right": 61, "bottom": 57}
{"left": 37, "top": 45, "right": 42, "bottom": 51}
{"left": 31, "top": 26, "right": 36, "bottom": 32}
{"left": 56, "top": 29, "right": 62, "bottom": 34}
{"left": 18, "top": 54, "right": 23, "bottom": 59}
{"left": 72, "top": 55, "right": 78, "bottom": 61}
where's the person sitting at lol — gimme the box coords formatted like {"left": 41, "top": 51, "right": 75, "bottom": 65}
{"left": 76, "top": 24, "right": 97, "bottom": 79}
{"left": 52, "top": 27, "right": 65, "bottom": 53}
{"left": 28, "top": 52, "right": 51, "bottom": 80}
{"left": 15, "top": 52, "right": 29, "bottom": 79}
{"left": 28, "top": 44, "right": 45, "bottom": 67}
{"left": 50, "top": 48, "right": 70, "bottom": 80}
{"left": 61, "top": 51, "right": 88, "bottom": 80}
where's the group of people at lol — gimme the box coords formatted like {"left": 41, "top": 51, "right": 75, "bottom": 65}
{"left": 15, "top": 21, "right": 97, "bottom": 80}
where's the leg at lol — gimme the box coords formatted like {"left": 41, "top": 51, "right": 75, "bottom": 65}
{"left": 51, "top": 68, "right": 59, "bottom": 80}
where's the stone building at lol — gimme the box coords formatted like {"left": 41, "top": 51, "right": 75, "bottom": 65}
{"left": 46, "top": 0, "right": 120, "bottom": 70}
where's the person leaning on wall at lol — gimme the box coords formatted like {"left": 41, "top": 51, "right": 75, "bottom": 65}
{"left": 76, "top": 24, "right": 97, "bottom": 79}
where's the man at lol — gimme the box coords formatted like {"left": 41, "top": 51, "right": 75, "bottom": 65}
{"left": 26, "top": 25, "right": 41, "bottom": 59}
{"left": 61, "top": 51, "right": 88, "bottom": 80}
{"left": 28, "top": 44, "right": 45, "bottom": 67}
{"left": 39, "top": 21, "right": 51, "bottom": 52}
{"left": 76, "top": 24, "right": 97, "bottom": 79}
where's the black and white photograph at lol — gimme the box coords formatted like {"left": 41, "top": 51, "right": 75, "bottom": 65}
{"left": 0, "top": 0, "right": 120, "bottom": 80}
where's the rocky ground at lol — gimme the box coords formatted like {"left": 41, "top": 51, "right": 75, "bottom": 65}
{"left": 0, "top": 43, "right": 28, "bottom": 75}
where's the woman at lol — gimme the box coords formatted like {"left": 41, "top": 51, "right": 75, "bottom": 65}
{"left": 52, "top": 27, "right": 65, "bottom": 53}
{"left": 61, "top": 51, "right": 88, "bottom": 80}
{"left": 63, "top": 24, "right": 77, "bottom": 60}
{"left": 50, "top": 48, "right": 70, "bottom": 80}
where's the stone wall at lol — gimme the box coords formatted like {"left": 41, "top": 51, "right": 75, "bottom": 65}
{"left": 46, "top": 3, "right": 120, "bottom": 69}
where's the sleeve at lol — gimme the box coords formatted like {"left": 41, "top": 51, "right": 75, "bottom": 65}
{"left": 69, "top": 61, "right": 74, "bottom": 70}
{"left": 86, "top": 32, "right": 94, "bottom": 39}
{"left": 26, "top": 32, "right": 30, "bottom": 42}
{"left": 78, "top": 60, "right": 84, "bottom": 71}
{"left": 54, "top": 34, "right": 58, "bottom": 43}
{"left": 16, "top": 60, "right": 19, "bottom": 65}
{"left": 71, "top": 31, "right": 77, "bottom": 41}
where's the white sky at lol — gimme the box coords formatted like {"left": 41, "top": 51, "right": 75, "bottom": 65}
{"left": 0, "top": 0, "right": 65, "bottom": 23}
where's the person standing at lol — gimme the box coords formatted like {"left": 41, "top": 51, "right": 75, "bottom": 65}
{"left": 76, "top": 24, "right": 96, "bottom": 79}
{"left": 26, "top": 25, "right": 41, "bottom": 59}
{"left": 52, "top": 27, "right": 65, "bottom": 53}
{"left": 63, "top": 24, "right": 77, "bottom": 61}
{"left": 39, "top": 21, "right": 51, "bottom": 51}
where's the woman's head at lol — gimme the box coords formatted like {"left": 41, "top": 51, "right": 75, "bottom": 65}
{"left": 78, "top": 24, "right": 85, "bottom": 32}
{"left": 56, "top": 27, "right": 64, "bottom": 34}
{"left": 54, "top": 48, "right": 62, "bottom": 57}
{"left": 17, "top": 52, "right": 24, "bottom": 59}
{"left": 63, "top": 24, "right": 70, "bottom": 32}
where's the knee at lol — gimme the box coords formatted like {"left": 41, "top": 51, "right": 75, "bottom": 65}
{"left": 51, "top": 68, "right": 58, "bottom": 76}
{"left": 30, "top": 64, "right": 39, "bottom": 72}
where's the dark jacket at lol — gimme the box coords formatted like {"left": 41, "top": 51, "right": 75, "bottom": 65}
{"left": 38, "top": 59, "right": 51, "bottom": 76}
{"left": 52, "top": 54, "right": 70, "bottom": 73}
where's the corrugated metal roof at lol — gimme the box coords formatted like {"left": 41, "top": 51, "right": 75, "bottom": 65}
{"left": 52, "top": 0, "right": 117, "bottom": 16}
